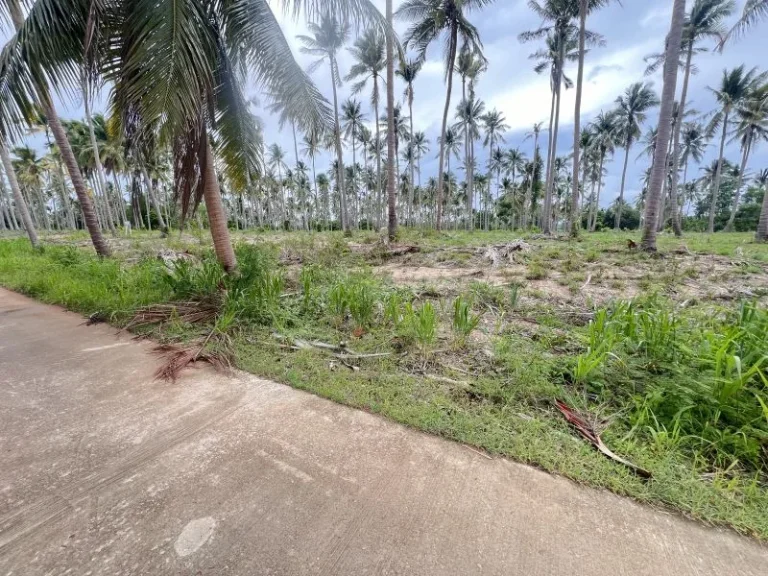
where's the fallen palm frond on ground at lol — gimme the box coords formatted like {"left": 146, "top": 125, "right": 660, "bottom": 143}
{"left": 152, "top": 340, "right": 233, "bottom": 382}
{"left": 556, "top": 400, "right": 652, "bottom": 479}
{"left": 125, "top": 299, "right": 221, "bottom": 330}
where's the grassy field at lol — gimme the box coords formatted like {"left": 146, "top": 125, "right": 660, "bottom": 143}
{"left": 1, "top": 228, "right": 768, "bottom": 539}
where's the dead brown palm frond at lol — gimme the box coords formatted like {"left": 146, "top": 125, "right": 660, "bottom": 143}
{"left": 125, "top": 299, "right": 221, "bottom": 331}
{"left": 152, "top": 339, "right": 233, "bottom": 382}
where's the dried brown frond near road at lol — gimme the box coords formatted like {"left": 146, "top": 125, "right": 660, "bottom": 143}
{"left": 152, "top": 343, "right": 232, "bottom": 382}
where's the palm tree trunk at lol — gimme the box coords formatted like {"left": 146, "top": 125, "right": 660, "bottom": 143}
{"left": 141, "top": 167, "right": 167, "bottom": 231}
{"left": 545, "top": 66, "right": 563, "bottom": 234}
{"left": 725, "top": 136, "right": 751, "bottom": 232}
{"left": 641, "top": 0, "right": 685, "bottom": 250}
{"left": 543, "top": 90, "right": 556, "bottom": 229}
{"left": 330, "top": 57, "right": 348, "bottom": 233}
{"left": 656, "top": 135, "right": 674, "bottom": 231}
{"left": 35, "top": 185, "right": 50, "bottom": 230}
{"left": 570, "top": 0, "right": 588, "bottom": 237}
{"left": 408, "top": 96, "right": 415, "bottom": 227}
{"left": 203, "top": 139, "right": 236, "bottom": 272}
{"left": 668, "top": 42, "right": 694, "bottom": 237}
{"left": 7, "top": 0, "right": 107, "bottom": 255}
{"left": 372, "top": 77, "right": 383, "bottom": 229}
{"left": 436, "top": 26, "right": 458, "bottom": 232}
{"left": 756, "top": 183, "right": 768, "bottom": 241}
{"left": 615, "top": 143, "right": 631, "bottom": 230}
{"left": 2, "top": 174, "right": 19, "bottom": 230}
{"left": 708, "top": 110, "right": 729, "bottom": 233}
{"left": 82, "top": 74, "right": 117, "bottom": 236}
{"left": 0, "top": 140, "right": 38, "bottom": 247}
{"left": 45, "top": 99, "right": 110, "bottom": 255}
{"left": 386, "top": 0, "right": 398, "bottom": 240}
{"left": 351, "top": 137, "right": 358, "bottom": 230}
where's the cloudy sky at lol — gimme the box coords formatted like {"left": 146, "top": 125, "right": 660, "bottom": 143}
{"left": 36, "top": 0, "right": 768, "bottom": 208}
{"left": 252, "top": 0, "right": 767, "bottom": 208}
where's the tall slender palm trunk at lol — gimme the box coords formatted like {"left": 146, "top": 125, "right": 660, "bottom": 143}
{"left": 330, "top": 57, "right": 348, "bottom": 233}
{"left": 756, "top": 182, "right": 768, "bottom": 241}
{"left": 544, "top": 72, "right": 563, "bottom": 233}
{"left": 372, "top": 78, "right": 383, "bottom": 229}
{"left": 668, "top": 43, "right": 694, "bottom": 237}
{"left": 615, "top": 142, "right": 631, "bottom": 230}
{"left": 0, "top": 140, "right": 38, "bottom": 247}
{"left": 435, "top": 26, "right": 458, "bottom": 232}
{"left": 8, "top": 1, "right": 108, "bottom": 255}
{"left": 407, "top": 96, "right": 415, "bottom": 227}
{"left": 141, "top": 166, "right": 167, "bottom": 231}
{"left": 82, "top": 74, "right": 117, "bottom": 236}
{"left": 641, "top": 0, "right": 686, "bottom": 251}
{"left": 569, "top": 0, "right": 588, "bottom": 237}
{"left": 385, "top": 0, "right": 397, "bottom": 240}
{"left": 725, "top": 134, "right": 752, "bottom": 232}
{"left": 203, "top": 139, "right": 236, "bottom": 272}
{"left": 708, "top": 110, "right": 729, "bottom": 233}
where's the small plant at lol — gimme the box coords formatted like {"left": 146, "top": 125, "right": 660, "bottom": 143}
{"left": 400, "top": 301, "right": 438, "bottom": 353}
{"left": 525, "top": 262, "right": 548, "bottom": 280}
{"left": 452, "top": 295, "right": 480, "bottom": 347}
{"left": 328, "top": 282, "right": 348, "bottom": 325}
{"left": 385, "top": 292, "right": 404, "bottom": 327}
{"left": 509, "top": 283, "right": 521, "bottom": 309}
{"left": 348, "top": 281, "right": 376, "bottom": 329}
{"left": 413, "top": 301, "right": 438, "bottom": 352}
{"left": 300, "top": 265, "right": 318, "bottom": 312}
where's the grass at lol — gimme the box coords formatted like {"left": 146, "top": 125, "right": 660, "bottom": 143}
{"left": 2, "top": 229, "right": 768, "bottom": 539}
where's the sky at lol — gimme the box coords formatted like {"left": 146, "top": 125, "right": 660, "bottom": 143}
{"left": 25, "top": 0, "right": 768, "bottom": 209}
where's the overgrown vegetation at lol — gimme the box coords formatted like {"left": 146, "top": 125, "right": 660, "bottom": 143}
{"left": 1, "top": 230, "right": 768, "bottom": 539}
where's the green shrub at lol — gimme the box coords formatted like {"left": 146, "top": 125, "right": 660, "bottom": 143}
{"left": 452, "top": 295, "right": 480, "bottom": 346}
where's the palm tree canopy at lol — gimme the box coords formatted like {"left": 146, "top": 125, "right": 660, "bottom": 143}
{"left": 614, "top": 82, "right": 660, "bottom": 147}
{"left": 395, "top": 0, "right": 492, "bottom": 79}
{"left": 706, "top": 66, "right": 768, "bottom": 136}
{"left": 345, "top": 28, "right": 386, "bottom": 101}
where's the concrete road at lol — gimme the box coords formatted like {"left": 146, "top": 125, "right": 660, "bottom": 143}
{"left": 0, "top": 288, "right": 765, "bottom": 575}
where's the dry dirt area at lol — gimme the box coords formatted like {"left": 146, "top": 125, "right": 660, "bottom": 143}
{"left": 371, "top": 238, "right": 768, "bottom": 308}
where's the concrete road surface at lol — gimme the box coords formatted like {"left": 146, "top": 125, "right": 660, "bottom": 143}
{"left": 0, "top": 288, "right": 765, "bottom": 575}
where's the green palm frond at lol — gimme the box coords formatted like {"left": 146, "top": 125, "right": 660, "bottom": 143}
{"left": 224, "top": 0, "right": 333, "bottom": 134}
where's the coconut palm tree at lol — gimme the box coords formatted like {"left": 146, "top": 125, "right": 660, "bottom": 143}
{"left": 0, "top": 0, "right": 108, "bottom": 254}
{"left": 525, "top": 30, "right": 579, "bottom": 233}
{"left": 724, "top": 86, "right": 768, "bottom": 231}
{"left": 705, "top": 66, "right": 766, "bottom": 233}
{"left": 411, "top": 131, "right": 429, "bottom": 223}
{"left": 589, "top": 110, "right": 618, "bottom": 231}
{"left": 2, "top": 0, "right": 389, "bottom": 270}
{"left": 570, "top": 0, "right": 613, "bottom": 236}
{"left": 396, "top": 0, "right": 491, "bottom": 231}
{"left": 522, "top": 122, "right": 543, "bottom": 228}
{"left": 396, "top": 58, "right": 422, "bottom": 226}
{"left": 722, "top": 0, "right": 768, "bottom": 44}
{"left": 520, "top": 0, "right": 604, "bottom": 234}
{"left": 644, "top": 0, "right": 734, "bottom": 236}
{"left": 680, "top": 122, "right": 708, "bottom": 189}
{"left": 754, "top": 166, "right": 768, "bottom": 240}
{"left": 481, "top": 109, "right": 508, "bottom": 230}
{"left": 613, "top": 82, "right": 659, "bottom": 230}
{"left": 299, "top": 15, "right": 351, "bottom": 233}
{"left": 437, "top": 127, "right": 462, "bottom": 228}
{"left": 342, "top": 98, "right": 366, "bottom": 228}
{"left": 12, "top": 145, "right": 49, "bottom": 230}
{"left": 454, "top": 98, "right": 485, "bottom": 229}
{"left": 641, "top": 0, "right": 686, "bottom": 250}
{"left": 504, "top": 148, "right": 526, "bottom": 188}
{"left": 346, "top": 29, "right": 386, "bottom": 227}
{"left": 302, "top": 130, "right": 322, "bottom": 227}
